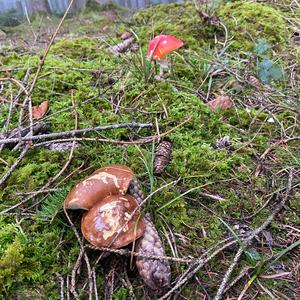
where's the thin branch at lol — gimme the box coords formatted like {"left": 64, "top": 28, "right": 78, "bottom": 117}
{"left": 33, "top": 116, "right": 192, "bottom": 147}
{"left": 0, "top": 122, "right": 152, "bottom": 145}
{"left": 213, "top": 169, "right": 294, "bottom": 300}
{"left": 86, "top": 244, "right": 192, "bottom": 263}
{"left": 158, "top": 240, "right": 237, "bottom": 300}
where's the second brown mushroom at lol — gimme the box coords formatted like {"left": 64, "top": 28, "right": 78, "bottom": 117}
{"left": 81, "top": 194, "right": 145, "bottom": 249}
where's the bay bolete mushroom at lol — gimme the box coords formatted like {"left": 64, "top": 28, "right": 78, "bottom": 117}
{"left": 81, "top": 194, "right": 145, "bottom": 249}
{"left": 147, "top": 35, "right": 184, "bottom": 78}
{"left": 64, "top": 164, "right": 134, "bottom": 210}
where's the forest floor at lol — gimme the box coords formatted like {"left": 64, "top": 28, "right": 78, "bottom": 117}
{"left": 0, "top": 0, "right": 299, "bottom": 299}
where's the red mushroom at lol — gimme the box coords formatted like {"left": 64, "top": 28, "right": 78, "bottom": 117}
{"left": 147, "top": 35, "right": 184, "bottom": 78}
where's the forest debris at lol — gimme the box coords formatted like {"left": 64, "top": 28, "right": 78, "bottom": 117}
{"left": 128, "top": 181, "right": 171, "bottom": 291}
{"left": 197, "top": 89, "right": 212, "bottom": 103}
{"left": 129, "top": 43, "right": 139, "bottom": 53}
{"left": 46, "top": 141, "right": 80, "bottom": 152}
{"left": 108, "top": 38, "right": 134, "bottom": 55}
{"left": 262, "top": 230, "right": 274, "bottom": 247}
{"left": 213, "top": 136, "right": 231, "bottom": 150}
{"left": 248, "top": 75, "right": 262, "bottom": 89}
{"left": 0, "top": 122, "right": 49, "bottom": 149}
{"left": 198, "top": 10, "right": 220, "bottom": 26}
{"left": 32, "top": 100, "right": 49, "bottom": 119}
{"left": 0, "top": 122, "right": 152, "bottom": 145}
{"left": 153, "top": 140, "right": 173, "bottom": 174}
{"left": 120, "top": 31, "right": 132, "bottom": 40}
{"left": 207, "top": 95, "right": 233, "bottom": 111}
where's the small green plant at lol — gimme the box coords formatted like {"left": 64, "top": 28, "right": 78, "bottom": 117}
{"left": 254, "top": 39, "right": 283, "bottom": 84}
{"left": 35, "top": 190, "right": 67, "bottom": 223}
{"left": 124, "top": 31, "right": 156, "bottom": 83}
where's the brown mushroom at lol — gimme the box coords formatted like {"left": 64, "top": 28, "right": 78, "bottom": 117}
{"left": 64, "top": 164, "right": 134, "bottom": 210}
{"left": 81, "top": 194, "right": 145, "bottom": 249}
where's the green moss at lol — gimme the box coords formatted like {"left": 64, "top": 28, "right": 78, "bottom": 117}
{"left": 50, "top": 36, "right": 103, "bottom": 60}
{"left": 0, "top": 239, "right": 25, "bottom": 294}
{"left": 0, "top": 1, "right": 299, "bottom": 298}
{"left": 132, "top": 2, "right": 218, "bottom": 50}
{"left": 220, "top": 2, "right": 290, "bottom": 51}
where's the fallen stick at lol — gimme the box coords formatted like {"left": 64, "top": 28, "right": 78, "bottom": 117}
{"left": 33, "top": 116, "right": 192, "bottom": 147}
{"left": 108, "top": 38, "right": 135, "bottom": 55}
{"left": 86, "top": 244, "right": 192, "bottom": 263}
{"left": 0, "top": 122, "right": 152, "bottom": 145}
{"left": 213, "top": 169, "right": 294, "bottom": 300}
{"left": 0, "top": 122, "right": 49, "bottom": 148}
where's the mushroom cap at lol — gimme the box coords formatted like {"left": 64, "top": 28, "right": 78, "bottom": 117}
{"left": 81, "top": 194, "right": 145, "bottom": 249}
{"left": 147, "top": 35, "right": 184, "bottom": 61}
{"left": 64, "top": 164, "right": 134, "bottom": 210}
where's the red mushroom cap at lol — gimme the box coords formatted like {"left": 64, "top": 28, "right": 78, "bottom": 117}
{"left": 147, "top": 35, "right": 184, "bottom": 61}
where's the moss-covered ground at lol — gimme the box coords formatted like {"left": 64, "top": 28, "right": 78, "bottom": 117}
{"left": 0, "top": 1, "right": 299, "bottom": 299}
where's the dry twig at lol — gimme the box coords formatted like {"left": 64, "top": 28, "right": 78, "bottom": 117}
{"left": 213, "top": 169, "right": 294, "bottom": 300}
{"left": 0, "top": 122, "right": 152, "bottom": 145}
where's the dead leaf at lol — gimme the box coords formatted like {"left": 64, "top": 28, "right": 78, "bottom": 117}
{"left": 32, "top": 100, "right": 49, "bottom": 120}
{"left": 120, "top": 31, "right": 132, "bottom": 40}
{"left": 207, "top": 95, "right": 233, "bottom": 111}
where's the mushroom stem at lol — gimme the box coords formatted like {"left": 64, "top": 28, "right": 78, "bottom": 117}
{"left": 157, "top": 57, "right": 170, "bottom": 78}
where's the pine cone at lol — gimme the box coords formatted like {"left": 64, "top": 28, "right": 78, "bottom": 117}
{"left": 128, "top": 178, "right": 144, "bottom": 205}
{"left": 153, "top": 141, "right": 172, "bottom": 175}
{"left": 135, "top": 213, "right": 171, "bottom": 291}
{"left": 128, "top": 180, "right": 171, "bottom": 291}
{"left": 248, "top": 75, "right": 262, "bottom": 89}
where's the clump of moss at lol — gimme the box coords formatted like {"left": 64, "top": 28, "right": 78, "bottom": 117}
{"left": 0, "top": 239, "right": 26, "bottom": 294}
{"left": 132, "top": 2, "right": 219, "bottom": 50}
{"left": 50, "top": 36, "right": 103, "bottom": 60}
{"left": 219, "top": 2, "right": 290, "bottom": 51}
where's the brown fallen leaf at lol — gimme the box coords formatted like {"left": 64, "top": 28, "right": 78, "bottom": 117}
{"left": 32, "top": 100, "right": 49, "bottom": 120}
{"left": 120, "top": 31, "right": 132, "bottom": 40}
{"left": 207, "top": 95, "right": 233, "bottom": 111}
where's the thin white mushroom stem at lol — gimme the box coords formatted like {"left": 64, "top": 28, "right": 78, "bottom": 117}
{"left": 157, "top": 57, "right": 170, "bottom": 77}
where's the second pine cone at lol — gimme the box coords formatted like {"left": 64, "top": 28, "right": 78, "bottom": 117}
{"left": 153, "top": 141, "right": 172, "bottom": 175}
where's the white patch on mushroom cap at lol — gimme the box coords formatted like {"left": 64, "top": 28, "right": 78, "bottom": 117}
{"left": 82, "top": 172, "right": 120, "bottom": 188}
{"left": 96, "top": 200, "right": 123, "bottom": 240}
